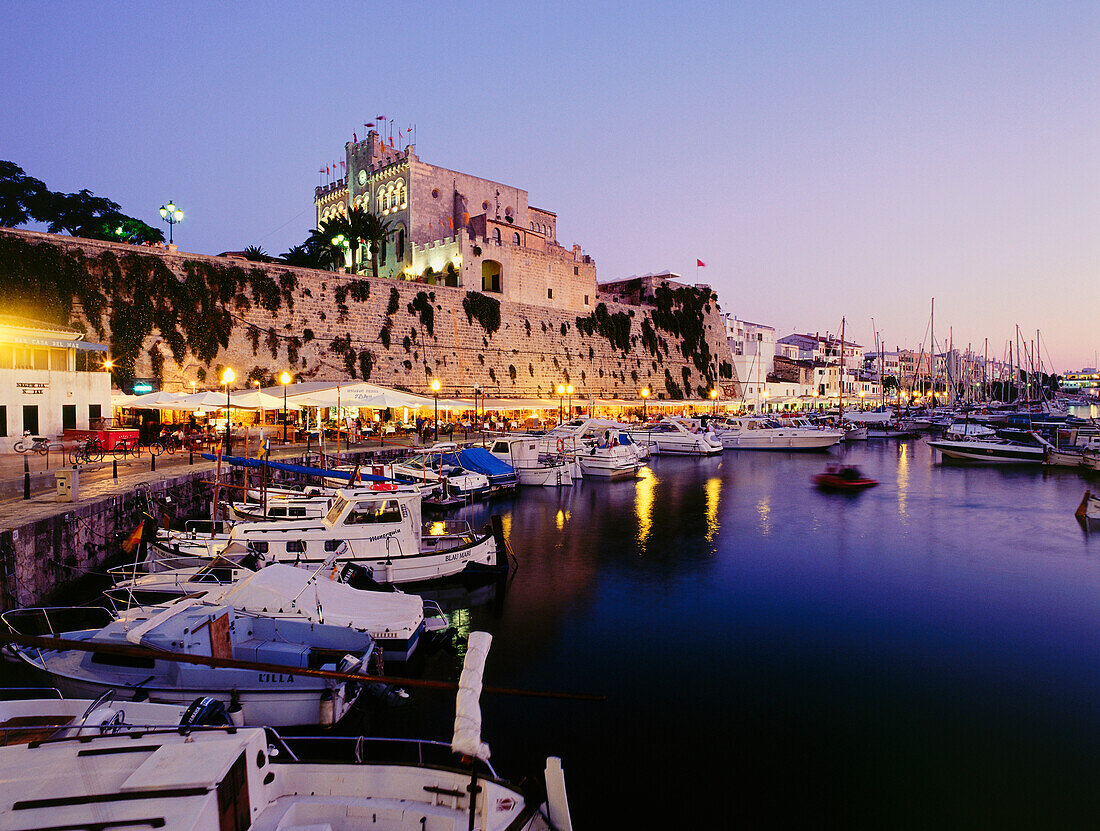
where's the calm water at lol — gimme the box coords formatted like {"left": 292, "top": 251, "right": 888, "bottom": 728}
{"left": 402, "top": 437, "right": 1100, "bottom": 828}
{"left": 16, "top": 433, "right": 1100, "bottom": 828}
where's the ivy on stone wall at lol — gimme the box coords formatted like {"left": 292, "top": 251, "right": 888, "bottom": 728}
{"left": 651, "top": 283, "right": 712, "bottom": 380}
{"left": 359, "top": 350, "right": 373, "bottom": 380}
{"left": 0, "top": 234, "right": 300, "bottom": 383}
{"left": 409, "top": 291, "right": 434, "bottom": 337}
{"left": 462, "top": 291, "right": 501, "bottom": 336}
{"left": 664, "top": 368, "right": 683, "bottom": 400}
{"left": 719, "top": 361, "right": 732, "bottom": 379}
{"left": 380, "top": 325, "right": 391, "bottom": 349}
{"left": 578, "top": 303, "right": 632, "bottom": 354}
{"left": 387, "top": 287, "right": 400, "bottom": 316}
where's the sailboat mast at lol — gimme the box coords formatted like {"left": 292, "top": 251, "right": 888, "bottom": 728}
{"left": 930, "top": 298, "right": 934, "bottom": 404}
{"left": 839, "top": 317, "right": 845, "bottom": 421}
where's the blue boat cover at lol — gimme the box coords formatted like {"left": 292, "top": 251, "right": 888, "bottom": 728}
{"left": 199, "top": 454, "right": 395, "bottom": 483}
{"left": 440, "top": 447, "right": 516, "bottom": 478}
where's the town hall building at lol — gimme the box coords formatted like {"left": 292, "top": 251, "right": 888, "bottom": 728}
{"left": 315, "top": 131, "right": 597, "bottom": 312}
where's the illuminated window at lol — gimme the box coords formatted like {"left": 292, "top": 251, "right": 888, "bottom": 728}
{"left": 512, "top": 232, "right": 520, "bottom": 245}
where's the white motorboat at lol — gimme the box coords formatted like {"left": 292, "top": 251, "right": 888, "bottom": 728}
{"left": 107, "top": 549, "right": 264, "bottom": 606}
{"left": 714, "top": 416, "right": 843, "bottom": 450}
{"left": 624, "top": 417, "right": 723, "bottom": 456}
{"left": 488, "top": 435, "right": 573, "bottom": 486}
{"left": 0, "top": 632, "right": 573, "bottom": 831}
{"left": 148, "top": 483, "right": 508, "bottom": 586}
{"left": 841, "top": 422, "right": 869, "bottom": 442}
{"left": 227, "top": 493, "right": 334, "bottom": 522}
{"left": 944, "top": 421, "right": 996, "bottom": 440}
{"left": 926, "top": 436, "right": 1046, "bottom": 464}
{"left": 360, "top": 445, "right": 492, "bottom": 499}
{"left": 0, "top": 689, "right": 205, "bottom": 744}
{"left": 2, "top": 596, "right": 370, "bottom": 727}
{"left": 543, "top": 419, "right": 641, "bottom": 479}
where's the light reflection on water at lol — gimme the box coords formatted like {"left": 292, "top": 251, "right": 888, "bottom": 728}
{"left": 451, "top": 437, "right": 1100, "bottom": 827}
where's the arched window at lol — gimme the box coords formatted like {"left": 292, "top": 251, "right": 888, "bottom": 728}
{"left": 512, "top": 232, "right": 521, "bottom": 246}
{"left": 396, "top": 228, "right": 406, "bottom": 261}
{"left": 377, "top": 187, "right": 387, "bottom": 211}
{"left": 492, "top": 228, "right": 501, "bottom": 243}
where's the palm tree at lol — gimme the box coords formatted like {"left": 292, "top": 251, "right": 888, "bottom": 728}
{"left": 244, "top": 245, "right": 269, "bottom": 262}
{"left": 280, "top": 244, "right": 315, "bottom": 267}
{"left": 348, "top": 207, "right": 393, "bottom": 280}
{"left": 307, "top": 216, "right": 353, "bottom": 271}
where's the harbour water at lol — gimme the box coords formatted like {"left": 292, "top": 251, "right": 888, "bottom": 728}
{"left": 12, "top": 432, "right": 1100, "bottom": 827}
{"left": 402, "top": 436, "right": 1100, "bottom": 827}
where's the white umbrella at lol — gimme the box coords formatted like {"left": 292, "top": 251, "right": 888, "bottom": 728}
{"left": 127, "top": 390, "right": 192, "bottom": 408}
{"left": 229, "top": 389, "right": 302, "bottom": 410}
{"left": 289, "top": 382, "right": 432, "bottom": 410}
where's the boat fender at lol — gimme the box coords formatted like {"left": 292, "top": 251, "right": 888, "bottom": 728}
{"left": 371, "top": 482, "right": 399, "bottom": 491}
{"left": 556, "top": 438, "right": 565, "bottom": 453}
{"left": 227, "top": 693, "right": 244, "bottom": 727}
{"left": 319, "top": 688, "right": 335, "bottom": 726}
{"left": 180, "top": 696, "right": 232, "bottom": 729}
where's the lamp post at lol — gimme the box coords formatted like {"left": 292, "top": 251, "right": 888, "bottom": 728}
{"left": 473, "top": 384, "right": 481, "bottom": 426}
{"left": 556, "top": 384, "right": 566, "bottom": 424}
{"left": 280, "top": 372, "right": 292, "bottom": 443}
{"left": 221, "top": 368, "right": 235, "bottom": 453}
{"left": 158, "top": 202, "right": 183, "bottom": 245}
{"left": 566, "top": 384, "right": 574, "bottom": 420}
{"left": 331, "top": 234, "right": 349, "bottom": 271}
{"left": 641, "top": 386, "right": 650, "bottom": 420}
{"left": 431, "top": 378, "right": 441, "bottom": 441}
{"left": 710, "top": 387, "right": 718, "bottom": 415}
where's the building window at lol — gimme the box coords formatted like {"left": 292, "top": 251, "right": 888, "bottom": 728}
{"left": 574, "top": 266, "right": 579, "bottom": 275}
{"left": 512, "top": 232, "right": 520, "bottom": 245}
{"left": 379, "top": 239, "right": 387, "bottom": 266}
{"left": 0, "top": 406, "right": 6, "bottom": 437}
{"left": 397, "top": 228, "right": 405, "bottom": 261}
{"left": 62, "top": 404, "right": 76, "bottom": 431}
{"left": 23, "top": 405, "right": 38, "bottom": 435}
{"left": 547, "top": 288, "right": 553, "bottom": 299}
{"left": 492, "top": 228, "right": 501, "bottom": 243}
{"left": 584, "top": 295, "right": 589, "bottom": 305}
{"left": 286, "top": 540, "right": 306, "bottom": 553}
{"left": 89, "top": 404, "right": 101, "bottom": 426}
{"left": 32, "top": 349, "right": 48, "bottom": 370}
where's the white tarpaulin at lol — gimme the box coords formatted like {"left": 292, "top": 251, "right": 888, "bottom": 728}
{"left": 451, "top": 630, "right": 492, "bottom": 762}
{"left": 229, "top": 389, "right": 302, "bottom": 410}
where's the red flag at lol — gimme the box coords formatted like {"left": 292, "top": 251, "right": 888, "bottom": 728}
{"left": 448, "top": 216, "right": 454, "bottom": 229}
{"left": 696, "top": 259, "right": 706, "bottom": 267}
{"left": 121, "top": 520, "right": 144, "bottom": 555}
{"left": 353, "top": 132, "right": 357, "bottom": 142}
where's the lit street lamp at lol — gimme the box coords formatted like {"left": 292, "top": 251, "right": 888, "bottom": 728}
{"left": 331, "top": 234, "right": 350, "bottom": 271}
{"left": 556, "top": 384, "right": 566, "bottom": 424}
{"left": 566, "top": 384, "right": 574, "bottom": 421}
{"left": 280, "top": 371, "right": 292, "bottom": 443}
{"left": 158, "top": 201, "right": 183, "bottom": 245}
{"left": 222, "top": 367, "right": 235, "bottom": 453}
{"left": 431, "top": 378, "right": 441, "bottom": 441}
{"left": 710, "top": 387, "right": 718, "bottom": 414}
{"left": 641, "top": 386, "right": 650, "bottom": 420}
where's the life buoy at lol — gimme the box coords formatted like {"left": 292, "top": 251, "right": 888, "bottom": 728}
{"left": 371, "top": 482, "right": 399, "bottom": 491}
{"left": 556, "top": 438, "right": 565, "bottom": 453}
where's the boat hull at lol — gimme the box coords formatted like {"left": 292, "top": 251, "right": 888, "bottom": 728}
{"left": 719, "top": 432, "right": 841, "bottom": 451}
{"left": 927, "top": 440, "right": 1045, "bottom": 463}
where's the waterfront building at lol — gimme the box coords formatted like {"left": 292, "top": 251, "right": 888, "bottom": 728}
{"left": 1062, "top": 370, "right": 1100, "bottom": 393}
{"left": 722, "top": 315, "right": 776, "bottom": 392}
{"left": 777, "top": 332, "right": 865, "bottom": 370}
{"left": 0, "top": 316, "right": 110, "bottom": 451}
{"left": 314, "top": 130, "right": 597, "bottom": 311}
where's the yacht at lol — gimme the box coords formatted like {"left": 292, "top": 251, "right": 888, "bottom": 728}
{"left": 543, "top": 419, "right": 641, "bottom": 479}
{"left": 925, "top": 435, "right": 1046, "bottom": 464}
{"left": 0, "top": 632, "right": 573, "bottom": 831}
{"left": 714, "top": 416, "right": 843, "bottom": 450}
{"left": 623, "top": 417, "right": 723, "bottom": 456}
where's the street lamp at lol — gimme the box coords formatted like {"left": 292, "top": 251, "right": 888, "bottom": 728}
{"left": 222, "top": 367, "right": 235, "bottom": 453}
{"left": 280, "top": 371, "right": 292, "bottom": 443}
{"left": 158, "top": 202, "right": 183, "bottom": 245}
{"left": 431, "top": 378, "right": 441, "bottom": 441}
{"left": 556, "top": 384, "right": 566, "bottom": 424}
{"left": 473, "top": 384, "right": 481, "bottom": 425}
{"left": 566, "top": 384, "right": 574, "bottom": 420}
{"left": 710, "top": 387, "right": 718, "bottom": 414}
{"left": 331, "top": 234, "right": 349, "bottom": 271}
{"left": 641, "top": 386, "right": 650, "bottom": 420}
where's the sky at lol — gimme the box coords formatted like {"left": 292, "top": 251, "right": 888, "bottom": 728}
{"left": 2, "top": 1, "right": 1097, "bottom": 371}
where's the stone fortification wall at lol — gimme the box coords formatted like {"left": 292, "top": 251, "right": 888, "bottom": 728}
{"left": 0, "top": 228, "right": 738, "bottom": 401}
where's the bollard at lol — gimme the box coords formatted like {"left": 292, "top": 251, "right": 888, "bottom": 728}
{"left": 189, "top": 449, "right": 193, "bottom": 465}
{"left": 45, "top": 445, "right": 49, "bottom": 470}
{"left": 23, "top": 470, "right": 30, "bottom": 500}
{"left": 150, "top": 453, "right": 156, "bottom": 472}
{"left": 113, "top": 459, "right": 118, "bottom": 479}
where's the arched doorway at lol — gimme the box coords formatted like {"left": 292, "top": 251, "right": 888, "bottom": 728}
{"left": 482, "top": 260, "right": 502, "bottom": 293}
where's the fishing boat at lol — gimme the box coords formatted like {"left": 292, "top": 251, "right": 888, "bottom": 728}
{"left": 623, "top": 417, "right": 723, "bottom": 456}
{"left": 925, "top": 435, "right": 1046, "bottom": 464}
{"left": 148, "top": 484, "right": 509, "bottom": 586}
{"left": 0, "top": 632, "right": 574, "bottom": 831}
{"left": 714, "top": 416, "right": 843, "bottom": 450}
{"left": 372, "top": 445, "right": 492, "bottom": 500}
{"left": 488, "top": 435, "right": 574, "bottom": 486}
{"left": 813, "top": 464, "right": 878, "bottom": 491}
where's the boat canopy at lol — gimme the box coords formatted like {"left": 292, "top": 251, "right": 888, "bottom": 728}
{"left": 440, "top": 447, "right": 515, "bottom": 478}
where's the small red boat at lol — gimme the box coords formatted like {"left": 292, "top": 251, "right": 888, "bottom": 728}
{"left": 813, "top": 464, "right": 878, "bottom": 491}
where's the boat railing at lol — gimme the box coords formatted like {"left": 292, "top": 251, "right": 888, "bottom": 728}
{"left": 421, "top": 599, "right": 450, "bottom": 632}
{"left": 183, "top": 519, "right": 228, "bottom": 536}
{"left": 0, "top": 687, "right": 63, "bottom": 701}
{"left": 269, "top": 732, "right": 499, "bottom": 778}
{"left": 1, "top": 606, "right": 114, "bottom": 670}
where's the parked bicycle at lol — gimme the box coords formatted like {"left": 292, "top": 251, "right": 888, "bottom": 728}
{"left": 70, "top": 437, "right": 106, "bottom": 465}
{"left": 13, "top": 431, "right": 50, "bottom": 455}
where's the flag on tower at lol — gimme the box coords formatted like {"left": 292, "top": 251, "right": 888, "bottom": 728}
{"left": 697, "top": 259, "right": 706, "bottom": 267}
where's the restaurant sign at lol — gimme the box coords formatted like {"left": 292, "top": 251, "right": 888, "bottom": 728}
{"left": 17, "top": 382, "right": 47, "bottom": 395}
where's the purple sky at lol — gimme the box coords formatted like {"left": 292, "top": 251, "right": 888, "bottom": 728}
{"left": 3, "top": 2, "right": 1096, "bottom": 370}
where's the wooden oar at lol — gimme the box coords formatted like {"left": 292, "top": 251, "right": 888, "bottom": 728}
{"left": 0, "top": 631, "right": 604, "bottom": 702}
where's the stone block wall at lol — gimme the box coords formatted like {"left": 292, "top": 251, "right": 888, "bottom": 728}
{"left": 1, "top": 228, "right": 739, "bottom": 402}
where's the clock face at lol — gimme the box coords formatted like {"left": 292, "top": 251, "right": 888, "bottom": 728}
{"left": 357, "top": 169, "right": 367, "bottom": 186}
